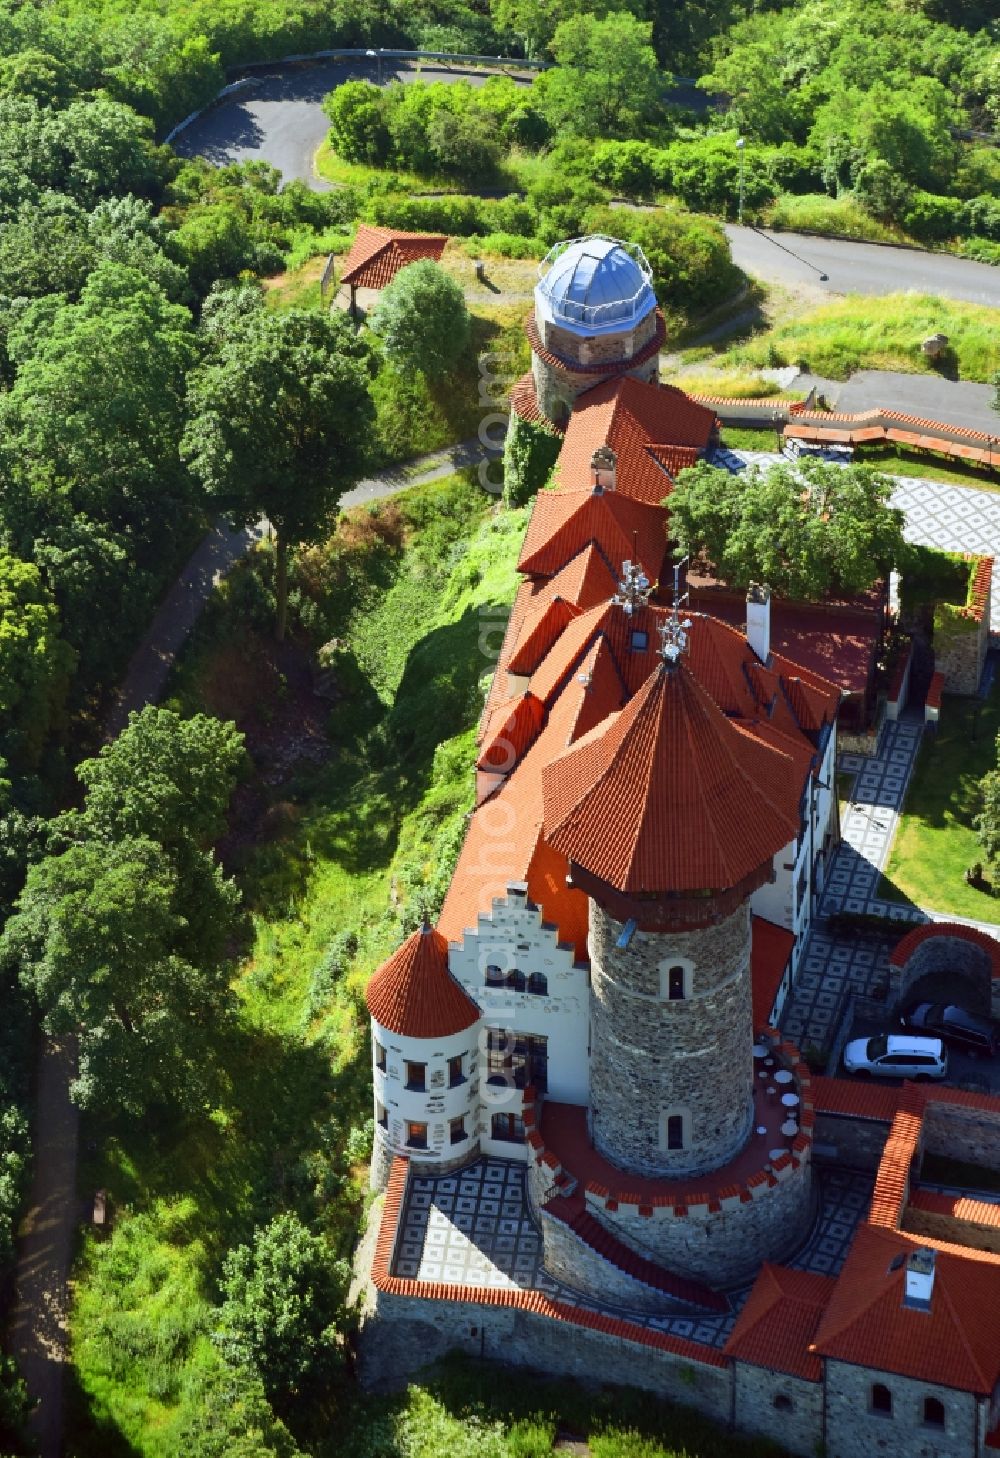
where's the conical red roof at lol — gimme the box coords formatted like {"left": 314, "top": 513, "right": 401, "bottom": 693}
{"left": 542, "top": 656, "right": 801, "bottom": 897}
{"left": 365, "top": 925, "right": 480, "bottom": 1038}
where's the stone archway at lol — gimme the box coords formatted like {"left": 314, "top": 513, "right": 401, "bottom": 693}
{"left": 888, "top": 924, "right": 1000, "bottom": 1018}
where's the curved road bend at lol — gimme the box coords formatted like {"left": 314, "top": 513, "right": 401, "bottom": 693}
{"left": 178, "top": 60, "right": 1000, "bottom": 308}
{"left": 174, "top": 59, "right": 531, "bottom": 185}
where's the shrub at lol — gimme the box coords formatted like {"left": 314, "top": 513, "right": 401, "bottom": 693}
{"left": 903, "top": 189, "right": 966, "bottom": 241}
{"left": 503, "top": 413, "right": 562, "bottom": 507}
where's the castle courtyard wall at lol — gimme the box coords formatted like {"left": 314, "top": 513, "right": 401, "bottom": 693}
{"left": 732, "top": 1363, "right": 824, "bottom": 1458}
{"left": 825, "top": 1360, "right": 985, "bottom": 1458}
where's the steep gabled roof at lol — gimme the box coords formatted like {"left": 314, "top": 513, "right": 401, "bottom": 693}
{"left": 508, "top": 597, "right": 581, "bottom": 677}
{"left": 517, "top": 486, "right": 668, "bottom": 583}
{"left": 812, "top": 1223, "right": 1000, "bottom": 1394}
{"left": 558, "top": 376, "right": 716, "bottom": 505}
{"left": 340, "top": 224, "right": 447, "bottom": 289}
{"left": 724, "top": 1264, "right": 834, "bottom": 1380}
{"left": 542, "top": 655, "right": 801, "bottom": 898}
{"left": 365, "top": 924, "right": 480, "bottom": 1039}
{"left": 476, "top": 690, "right": 547, "bottom": 772}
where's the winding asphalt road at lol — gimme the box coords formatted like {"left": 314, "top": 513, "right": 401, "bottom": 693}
{"left": 176, "top": 60, "right": 1000, "bottom": 307}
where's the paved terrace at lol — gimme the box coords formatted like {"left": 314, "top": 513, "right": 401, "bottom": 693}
{"left": 389, "top": 1157, "right": 874, "bottom": 1352}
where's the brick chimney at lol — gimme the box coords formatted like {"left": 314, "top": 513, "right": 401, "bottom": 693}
{"left": 746, "top": 581, "right": 771, "bottom": 664}
{"left": 903, "top": 1247, "right": 936, "bottom": 1311}
{"left": 590, "top": 445, "right": 617, "bottom": 492}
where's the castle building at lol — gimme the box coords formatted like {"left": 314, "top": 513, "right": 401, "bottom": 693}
{"left": 357, "top": 237, "right": 1000, "bottom": 1457}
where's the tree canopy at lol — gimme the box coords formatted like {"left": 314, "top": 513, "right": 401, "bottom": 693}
{"left": 1, "top": 708, "right": 245, "bottom": 1115}
{"left": 668, "top": 458, "right": 907, "bottom": 600}
{"left": 975, "top": 736, "right": 1000, "bottom": 864}
{"left": 214, "top": 1213, "right": 351, "bottom": 1400}
{"left": 182, "top": 289, "right": 375, "bottom": 639}
{"left": 369, "top": 259, "right": 470, "bottom": 379}
{"left": 534, "top": 12, "right": 663, "bottom": 138}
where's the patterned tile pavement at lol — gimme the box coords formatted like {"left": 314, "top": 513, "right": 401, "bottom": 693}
{"left": 779, "top": 929, "right": 892, "bottom": 1055}
{"left": 391, "top": 1157, "right": 874, "bottom": 1351}
{"left": 820, "top": 713, "right": 925, "bottom": 924}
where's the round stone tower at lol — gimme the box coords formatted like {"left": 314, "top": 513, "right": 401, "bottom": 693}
{"left": 529, "top": 235, "right": 664, "bottom": 429}
{"left": 541, "top": 622, "right": 802, "bottom": 1181}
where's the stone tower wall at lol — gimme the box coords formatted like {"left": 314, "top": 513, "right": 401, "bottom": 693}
{"left": 539, "top": 308, "right": 658, "bottom": 369}
{"left": 532, "top": 352, "right": 660, "bottom": 430}
{"left": 589, "top": 901, "right": 755, "bottom": 1179}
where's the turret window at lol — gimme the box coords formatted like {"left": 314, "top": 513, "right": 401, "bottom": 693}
{"left": 507, "top": 968, "right": 526, "bottom": 992}
{"left": 492, "top": 1113, "right": 525, "bottom": 1143}
{"left": 659, "top": 961, "right": 692, "bottom": 1000}
{"left": 528, "top": 972, "right": 548, "bottom": 996}
{"left": 375, "top": 1040, "right": 387, "bottom": 1072}
{"left": 450, "top": 1116, "right": 467, "bottom": 1146}
{"left": 376, "top": 1100, "right": 388, "bottom": 1129}
{"left": 870, "top": 1384, "right": 892, "bottom": 1416}
{"left": 405, "top": 1060, "right": 426, "bottom": 1091}
{"left": 448, "top": 1054, "right": 464, "bottom": 1087}
{"left": 660, "top": 1108, "right": 689, "bottom": 1152}
{"left": 922, "top": 1397, "right": 944, "bottom": 1428}
{"left": 406, "top": 1121, "right": 428, "bottom": 1149}
{"left": 485, "top": 964, "right": 503, "bottom": 987}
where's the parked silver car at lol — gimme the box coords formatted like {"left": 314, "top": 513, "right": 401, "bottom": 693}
{"left": 843, "top": 1033, "right": 948, "bottom": 1080}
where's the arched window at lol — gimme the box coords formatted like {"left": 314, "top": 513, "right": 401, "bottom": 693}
{"left": 772, "top": 1395, "right": 793, "bottom": 1413}
{"left": 923, "top": 1397, "right": 944, "bottom": 1428}
{"left": 507, "top": 968, "right": 526, "bottom": 992}
{"left": 871, "top": 1384, "right": 892, "bottom": 1416}
{"left": 485, "top": 964, "right": 503, "bottom": 987}
{"left": 666, "top": 1114, "right": 684, "bottom": 1150}
{"left": 528, "top": 972, "right": 548, "bottom": 996}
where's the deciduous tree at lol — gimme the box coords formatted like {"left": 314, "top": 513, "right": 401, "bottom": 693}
{"left": 368, "top": 259, "right": 470, "bottom": 379}
{"left": 182, "top": 292, "right": 375, "bottom": 640}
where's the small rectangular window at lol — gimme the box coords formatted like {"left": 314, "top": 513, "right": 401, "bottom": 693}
{"left": 374, "top": 1041, "right": 387, "bottom": 1072}
{"left": 448, "top": 1054, "right": 464, "bottom": 1087}
{"left": 631, "top": 630, "right": 648, "bottom": 651}
{"left": 667, "top": 965, "right": 685, "bottom": 1001}
{"left": 376, "top": 1100, "right": 388, "bottom": 1128}
{"left": 450, "top": 1116, "right": 466, "bottom": 1146}
{"left": 667, "top": 1114, "right": 684, "bottom": 1150}
{"left": 405, "top": 1061, "right": 426, "bottom": 1091}
{"left": 406, "top": 1121, "right": 428, "bottom": 1150}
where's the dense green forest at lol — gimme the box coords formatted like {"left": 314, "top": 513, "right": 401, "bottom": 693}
{"left": 0, "top": 0, "right": 995, "bottom": 1451}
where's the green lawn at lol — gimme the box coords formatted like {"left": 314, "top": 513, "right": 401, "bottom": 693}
{"left": 854, "top": 445, "right": 1000, "bottom": 493}
{"left": 881, "top": 687, "right": 1000, "bottom": 923}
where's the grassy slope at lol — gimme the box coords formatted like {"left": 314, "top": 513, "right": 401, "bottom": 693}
{"left": 881, "top": 685, "right": 1000, "bottom": 923}
{"left": 68, "top": 475, "right": 529, "bottom": 1455}
{"left": 723, "top": 293, "right": 1000, "bottom": 383}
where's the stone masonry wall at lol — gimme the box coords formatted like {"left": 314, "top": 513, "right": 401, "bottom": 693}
{"left": 888, "top": 936, "right": 995, "bottom": 1018}
{"left": 532, "top": 352, "right": 659, "bottom": 430}
{"left": 360, "top": 1286, "right": 732, "bottom": 1421}
{"left": 589, "top": 901, "right": 755, "bottom": 1179}
{"left": 920, "top": 1101, "right": 1000, "bottom": 1174}
{"left": 732, "top": 1364, "right": 823, "bottom": 1458}
{"left": 814, "top": 1112, "right": 891, "bottom": 1172}
{"left": 541, "top": 308, "right": 658, "bottom": 368}
{"left": 589, "top": 1151, "right": 813, "bottom": 1287}
{"left": 825, "top": 1358, "right": 982, "bottom": 1458}
{"left": 535, "top": 1204, "right": 678, "bottom": 1313}
{"left": 903, "top": 1202, "right": 1000, "bottom": 1256}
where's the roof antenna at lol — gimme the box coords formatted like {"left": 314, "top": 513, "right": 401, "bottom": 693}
{"left": 613, "top": 558, "right": 652, "bottom": 617}
{"left": 659, "top": 555, "right": 692, "bottom": 668}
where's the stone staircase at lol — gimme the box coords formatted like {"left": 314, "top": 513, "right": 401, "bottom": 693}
{"left": 543, "top": 1192, "right": 729, "bottom": 1313}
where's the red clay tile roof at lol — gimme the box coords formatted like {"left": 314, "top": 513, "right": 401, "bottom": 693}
{"left": 926, "top": 669, "right": 945, "bottom": 709}
{"left": 542, "top": 655, "right": 801, "bottom": 898}
{"left": 476, "top": 691, "right": 546, "bottom": 772}
{"left": 751, "top": 917, "right": 796, "bottom": 1031}
{"left": 811, "top": 1222, "right": 1000, "bottom": 1393}
{"left": 365, "top": 924, "right": 479, "bottom": 1038}
{"left": 340, "top": 224, "right": 447, "bottom": 290}
{"left": 811, "top": 1076, "right": 902, "bottom": 1123}
{"left": 558, "top": 376, "right": 716, "bottom": 506}
{"left": 724, "top": 1264, "right": 834, "bottom": 1380}
{"left": 517, "top": 486, "right": 668, "bottom": 583}
{"left": 889, "top": 921, "right": 1000, "bottom": 977}
{"left": 508, "top": 597, "right": 581, "bottom": 677}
